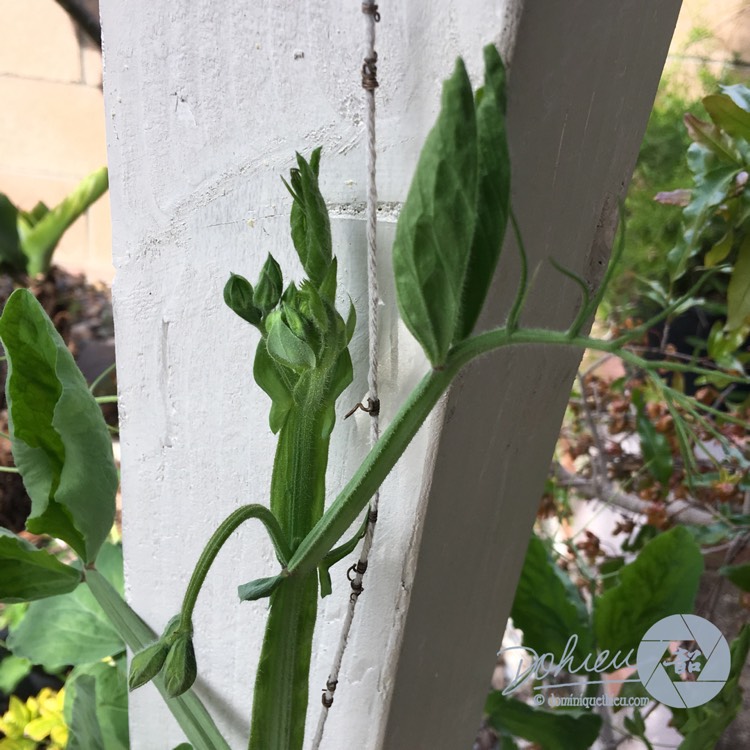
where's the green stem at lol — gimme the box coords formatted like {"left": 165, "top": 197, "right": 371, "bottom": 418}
{"left": 249, "top": 390, "right": 331, "bottom": 750}
{"left": 86, "top": 568, "right": 231, "bottom": 750}
{"left": 287, "top": 324, "right": 748, "bottom": 576}
{"left": 179, "top": 504, "right": 292, "bottom": 628}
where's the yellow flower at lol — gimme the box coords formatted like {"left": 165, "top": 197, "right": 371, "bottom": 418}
{"left": 0, "top": 688, "right": 68, "bottom": 750}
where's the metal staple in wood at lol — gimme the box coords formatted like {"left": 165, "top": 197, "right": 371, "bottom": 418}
{"left": 310, "top": 3, "right": 380, "bottom": 747}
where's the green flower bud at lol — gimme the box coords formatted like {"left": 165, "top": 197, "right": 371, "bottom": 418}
{"left": 163, "top": 635, "right": 197, "bottom": 698}
{"left": 254, "top": 254, "right": 283, "bottom": 312}
{"left": 224, "top": 273, "right": 261, "bottom": 326}
{"left": 129, "top": 640, "right": 169, "bottom": 691}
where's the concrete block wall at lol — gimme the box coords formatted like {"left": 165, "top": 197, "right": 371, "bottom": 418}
{"left": 0, "top": 0, "right": 112, "bottom": 281}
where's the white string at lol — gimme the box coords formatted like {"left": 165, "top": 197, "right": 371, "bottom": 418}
{"left": 310, "top": 3, "right": 380, "bottom": 747}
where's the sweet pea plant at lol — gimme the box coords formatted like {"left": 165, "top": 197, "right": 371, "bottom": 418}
{"left": 0, "top": 46, "right": 745, "bottom": 750}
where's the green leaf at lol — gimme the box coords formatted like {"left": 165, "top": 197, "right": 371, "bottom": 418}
{"left": 266, "top": 315, "right": 316, "bottom": 372}
{"left": 7, "top": 543, "right": 124, "bottom": 669}
{"left": 0, "top": 528, "right": 81, "bottom": 602}
{"left": 65, "top": 659, "right": 129, "bottom": 750}
{"left": 703, "top": 93, "right": 750, "bottom": 141}
{"left": 66, "top": 674, "right": 106, "bottom": 750}
{"left": 0, "top": 194, "right": 26, "bottom": 273}
{"left": 510, "top": 535, "right": 593, "bottom": 662}
{"left": 284, "top": 149, "right": 332, "bottom": 290}
{"left": 594, "top": 527, "right": 703, "bottom": 655}
{"left": 484, "top": 692, "right": 602, "bottom": 750}
{"left": 392, "top": 57, "right": 478, "bottom": 366}
{"left": 719, "top": 562, "right": 750, "bottom": 592}
{"left": 0, "top": 654, "right": 32, "bottom": 694}
{"left": 704, "top": 231, "right": 733, "bottom": 267}
{"left": 457, "top": 44, "right": 510, "bottom": 339}
{"left": 683, "top": 115, "right": 737, "bottom": 164}
{"left": 253, "top": 338, "right": 295, "bottom": 433}
{"left": 20, "top": 167, "right": 109, "bottom": 277}
{"left": 672, "top": 625, "right": 750, "bottom": 749}
{"left": 721, "top": 83, "right": 750, "bottom": 111}
{"left": 726, "top": 233, "right": 750, "bottom": 334}
{"left": 237, "top": 574, "right": 285, "bottom": 602}
{"left": 0, "top": 289, "right": 117, "bottom": 561}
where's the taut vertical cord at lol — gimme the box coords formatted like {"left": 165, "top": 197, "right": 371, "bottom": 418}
{"left": 310, "top": 3, "right": 380, "bottom": 747}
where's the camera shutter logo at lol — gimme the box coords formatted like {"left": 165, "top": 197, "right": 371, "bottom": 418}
{"left": 636, "top": 614, "right": 730, "bottom": 708}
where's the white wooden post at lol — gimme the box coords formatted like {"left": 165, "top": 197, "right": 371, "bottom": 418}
{"left": 100, "top": 1, "right": 681, "bottom": 748}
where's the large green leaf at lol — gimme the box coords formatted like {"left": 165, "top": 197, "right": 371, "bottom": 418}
{"left": 7, "top": 543, "right": 124, "bottom": 670}
{"left": 0, "top": 288, "right": 117, "bottom": 561}
{"left": 392, "top": 57, "right": 478, "bottom": 366}
{"left": 19, "top": 166, "right": 108, "bottom": 277}
{"left": 0, "top": 528, "right": 81, "bottom": 602}
{"left": 64, "top": 659, "right": 129, "bottom": 750}
{"left": 703, "top": 93, "right": 750, "bottom": 141}
{"left": 485, "top": 692, "right": 602, "bottom": 750}
{"left": 510, "top": 535, "right": 592, "bottom": 662}
{"left": 672, "top": 625, "right": 750, "bottom": 749}
{"left": 66, "top": 674, "right": 105, "bottom": 750}
{"left": 594, "top": 527, "right": 703, "bottom": 656}
{"left": 726, "top": 233, "right": 750, "bottom": 334}
{"left": 458, "top": 44, "right": 510, "bottom": 340}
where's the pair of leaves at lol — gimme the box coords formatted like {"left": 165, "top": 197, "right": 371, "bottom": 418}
{"left": 0, "top": 289, "right": 118, "bottom": 562}
{"left": 393, "top": 44, "right": 510, "bottom": 367}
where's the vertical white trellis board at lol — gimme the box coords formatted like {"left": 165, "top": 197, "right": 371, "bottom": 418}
{"left": 99, "top": 1, "right": 681, "bottom": 748}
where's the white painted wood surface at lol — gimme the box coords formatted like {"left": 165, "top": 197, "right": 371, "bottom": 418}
{"left": 100, "top": 1, "right": 680, "bottom": 748}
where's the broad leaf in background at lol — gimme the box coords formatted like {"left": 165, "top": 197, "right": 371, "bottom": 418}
{"left": 702, "top": 93, "right": 750, "bottom": 141}
{"left": 726, "top": 233, "right": 750, "bottom": 336}
{"left": 0, "top": 654, "right": 32, "bottom": 694}
{"left": 7, "top": 543, "right": 124, "bottom": 670}
{"left": 719, "top": 562, "right": 750, "bottom": 592}
{"left": 510, "top": 535, "right": 593, "bottom": 662}
{"left": 66, "top": 674, "right": 105, "bottom": 750}
{"left": 0, "top": 289, "right": 117, "bottom": 562}
{"left": 594, "top": 527, "right": 703, "bottom": 655}
{"left": 485, "top": 692, "right": 602, "bottom": 750}
{"left": 392, "top": 56, "right": 477, "bottom": 366}
{"left": 64, "top": 658, "right": 129, "bottom": 750}
{"left": 457, "top": 44, "right": 510, "bottom": 340}
{"left": 671, "top": 625, "right": 750, "bottom": 750}
{"left": 0, "top": 528, "right": 81, "bottom": 602}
